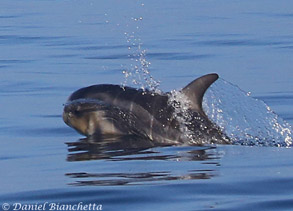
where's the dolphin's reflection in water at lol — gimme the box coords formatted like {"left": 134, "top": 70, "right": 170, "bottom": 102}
{"left": 65, "top": 136, "right": 222, "bottom": 186}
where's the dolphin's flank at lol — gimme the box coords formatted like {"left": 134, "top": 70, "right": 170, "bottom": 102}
{"left": 63, "top": 73, "right": 230, "bottom": 145}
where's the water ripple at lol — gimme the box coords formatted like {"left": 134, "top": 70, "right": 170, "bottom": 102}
{"left": 86, "top": 52, "right": 213, "bottom": 61}
{"left": 66, "top": 170, "right": 216, "bottom": 186}
{"left": 197, "top": 39, "right": 290, "bottom": 47}
{"left": 0, "top": 35, "right": 69, "bottom": 45}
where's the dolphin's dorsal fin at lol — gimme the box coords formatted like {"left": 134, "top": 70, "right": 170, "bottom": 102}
{"left": 182, "top": 73, "right": 219, "bottom": 117}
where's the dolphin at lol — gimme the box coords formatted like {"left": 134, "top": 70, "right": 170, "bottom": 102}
{"left": 63, "top": 73, "right": 230, "bottom": 145}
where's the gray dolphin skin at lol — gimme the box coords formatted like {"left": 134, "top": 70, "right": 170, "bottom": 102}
{"left": 63, "top": 73, "right": 230, "bottom": 145}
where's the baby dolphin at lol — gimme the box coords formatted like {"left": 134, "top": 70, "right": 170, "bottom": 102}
{"left": 63, "top": 73, "right": 230, "bottom": 145}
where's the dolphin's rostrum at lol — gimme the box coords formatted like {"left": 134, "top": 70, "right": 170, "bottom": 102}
{"left": 63, "top": 73, "right": 230, "bottom": 145}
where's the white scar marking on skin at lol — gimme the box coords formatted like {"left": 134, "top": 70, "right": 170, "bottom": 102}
{"left": 92, "top": 111, "right": 122, "bottom": 135}
{"left": 88, "top": 116, "right": 96, "bottom": 135}
{"left": 149, "top": 116, "right": 154, "bottom": 140}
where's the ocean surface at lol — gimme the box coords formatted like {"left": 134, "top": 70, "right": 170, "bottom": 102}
{"left": 1, "top": 0, "right": 293, "bottom": 210}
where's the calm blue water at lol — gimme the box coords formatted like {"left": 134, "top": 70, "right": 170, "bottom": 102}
{"left": 1, "top": 0, "right": 293, "bottom": 210}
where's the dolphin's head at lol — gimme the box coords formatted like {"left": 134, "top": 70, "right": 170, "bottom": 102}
{"left": 63, "top": 99, "right": 106, "bottom": 136}
{"left": 63, "top": 99, "right": 129, "bottom": 137}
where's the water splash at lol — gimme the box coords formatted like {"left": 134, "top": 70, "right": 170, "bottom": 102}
{"left": 168, "top": 90, "right": 195, "bottom": 142}
{"left": 168, "top": 89, "right": 231, "bottom": 145}
{"left": 203, "top": 79, "right": 293, "bottom": 147}
{"left": 122, "top": 45, "right": 160, "bottom": 93}
{"left": 121, "top": 5, "right": 160, "bottom": 93}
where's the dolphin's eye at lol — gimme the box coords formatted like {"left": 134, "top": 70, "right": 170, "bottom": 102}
{"left": 68, "top": 112, "right": 73, "bottom": 118}
{"left": 67, "top": 110, "right": 81, "bottom": 118}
